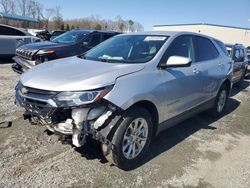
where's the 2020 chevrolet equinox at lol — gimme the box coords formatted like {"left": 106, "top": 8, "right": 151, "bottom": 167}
{"left": 15, "top": 31, "right": 233, "bottom": 170}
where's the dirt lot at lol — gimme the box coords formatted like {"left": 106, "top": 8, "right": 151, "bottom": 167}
{"left": 0, "top": 62, "right": 250, "bottom": 188}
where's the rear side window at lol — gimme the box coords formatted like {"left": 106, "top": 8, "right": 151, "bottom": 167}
{"left": 85, "top": 33, "right": 101, "bottom": 47}
{"left": 0, "top": 26, "right": 25, "bottom": 36}
{"left": 102, "top": 34, "right": 114, "bottom": 41}
{"left": 215, "top": 40, "right": 229, "bottom": 56}
{"left": 194, "top": 36, "right": 219, "bottom": 62}
{"left": 162, "top": 35, "right": 195, "bottom": 63}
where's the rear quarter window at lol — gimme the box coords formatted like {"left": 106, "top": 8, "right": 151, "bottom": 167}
{"left": 194, "top": 36, "right": 219, "bottom": 62}
{"left": 215, "top": 40, "right": 229, "bottom": 56}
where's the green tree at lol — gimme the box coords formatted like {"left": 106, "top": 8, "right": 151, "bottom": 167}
{"left": 71, "top": 25, "right": 75, "bottom": 30}
{"left": 128, "top": 19, "right": 134, "bottom": 32}
{"left": 66, "top": 24, "right": 70, "bottom": 31}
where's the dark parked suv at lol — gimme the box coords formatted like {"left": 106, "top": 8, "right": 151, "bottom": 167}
{"left": 226, "top": 44, "right": 248, "bottom": 83}
{"left": 12, "top": 29, "right": 119, "bottom": 73}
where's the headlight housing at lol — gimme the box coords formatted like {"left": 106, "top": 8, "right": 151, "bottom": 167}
{"left": 53, "top": 86, "right": 113, "bottom": 107}
{"left": 36, "top": 49, "right": 55, "bottom": 55}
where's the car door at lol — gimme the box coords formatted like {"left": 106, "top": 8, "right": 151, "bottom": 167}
{"left": 0, "top": 25, "right": 26, "bottom": 55}
{"left": 159, "top": 35, "right": 203, "bottom": 120}
{"left": 193, "top": 36, "right": 224, "bottom": 101}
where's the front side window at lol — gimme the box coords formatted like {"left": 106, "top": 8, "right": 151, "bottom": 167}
{"left": 194, "top": 36, "right": 219, "bottom": 62}
{"left": 240, "top": 49, "right": 245, "bottom": 59}
{"left": 52, "top": 30, "right": 90, "bottom": 44}
{"left": 83, "top": 35, "right": 168, "bottom": 64}
{"left": 233, "top": 49, "right": 240, "bottom": 61}
{"left": 161, "top": 35, "right": 195, "bottom": 63}
{"left": 85, "top": 34, "right": 101, "bottom": 47}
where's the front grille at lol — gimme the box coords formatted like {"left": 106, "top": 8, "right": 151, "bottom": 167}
{"left": 16, "top": 82, "right": 58, "bottom": 117}
{"left": 16, "top": 49, "right": 34, "bottom": 60}
{"left": 24, "top": 87, "right": 57, "bottom": 96}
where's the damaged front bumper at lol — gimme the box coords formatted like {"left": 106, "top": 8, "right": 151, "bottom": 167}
{"left": 15, "top": 83, "right": 120, "bottom": 155}
{"left": 12, "top": 56, "right": 36, "bottom": 74}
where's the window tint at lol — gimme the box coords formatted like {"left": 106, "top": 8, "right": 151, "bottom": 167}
{"left": 194, "top": 36, "right": 219, "bottom": 62}
{"left": 84, "top": 35, "right": 167, "bottom": 64}
{"left": 85, "top": 34, "right": 101, "bottom": 47}
{"left": 240, "top": 49, "right": 245, "bottom": 58}
{"left": 52, "top": 30, "right": 90, "bottom": 44}
{"left": 102, "top": 34, "right": 113, "bottom": 41}
{"left": 234, "top": 49, "right": 240, "bottom": 60}
{"left": 162, "top": 35, "right": 195, "bottom": 63}
{"left": 0, "top": 26, "right": 25, "bottom": 36}
{"left": 215, "top": 40, "right": 229, "bottom": 56}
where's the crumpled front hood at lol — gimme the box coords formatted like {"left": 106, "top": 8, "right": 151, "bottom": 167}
{"left": 20, "top": 56, "right": 145, "bottom": 91}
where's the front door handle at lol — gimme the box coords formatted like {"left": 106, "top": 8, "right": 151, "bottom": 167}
{"left": 193, "top": 68, "right": 199, "bottom": 74}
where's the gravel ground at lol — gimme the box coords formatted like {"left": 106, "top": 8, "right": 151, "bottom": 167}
{"left": 0, "top": 63, "right": 250, "bottom": 188}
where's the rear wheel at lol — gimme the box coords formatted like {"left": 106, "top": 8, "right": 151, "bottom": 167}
{"left": 209, "top": 85, "right": 229, "bottom": 117}
{"left": 103, "top": 107, "right": 153, "bottom": 170}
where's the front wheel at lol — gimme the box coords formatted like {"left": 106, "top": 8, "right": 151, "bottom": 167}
{"left": 103, "top": 107, "right": 153, "bottom": 170}
{"left": 209, "top": 85, "right": 229, "bottom": 117}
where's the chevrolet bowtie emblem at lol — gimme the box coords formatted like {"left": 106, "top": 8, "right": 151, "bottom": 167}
{"left": 21, "top": 87, "right": 28, "bottom": 94}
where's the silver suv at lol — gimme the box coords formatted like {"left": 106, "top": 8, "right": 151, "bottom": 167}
{"left": 15, "top": 31, "right": 232, "bottom": 170}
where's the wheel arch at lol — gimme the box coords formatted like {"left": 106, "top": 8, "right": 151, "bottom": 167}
{"left": 221, "top": 78, "right": 232, "bottom": 95}
{"left": 128, "top": 100, "right": 159, "bottom": 136}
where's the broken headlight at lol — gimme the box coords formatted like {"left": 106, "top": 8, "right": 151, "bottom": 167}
{"left": 53, "top": 86, "right": 113, "bottom": 107}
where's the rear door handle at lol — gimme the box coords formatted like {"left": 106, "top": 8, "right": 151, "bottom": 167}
{"left": 193, "top": 68, "right": 199, "bottom": 74}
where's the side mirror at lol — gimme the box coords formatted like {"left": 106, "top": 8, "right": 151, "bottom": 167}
{"left": 159, "top": 56, "right": 192, "bottom": 69}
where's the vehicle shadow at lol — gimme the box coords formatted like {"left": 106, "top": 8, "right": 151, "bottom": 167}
{"left": 0, "top": 58, "right": 14, "bottom": 64}
{"left": 74, "top": 97, "right": 240, "bottom": 170}
{"left": 231, "top": 79, "right": 250, "bottom": 97}
{"left": 132, "top": 97, "right": 240, "bottom": 170}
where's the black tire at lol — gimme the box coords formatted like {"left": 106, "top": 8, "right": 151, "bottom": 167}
{"left": 103, "top": 107, "right": 153, "bottom": 170}
{"left": 209, "top": 84, "right": 229, "bottom": 118}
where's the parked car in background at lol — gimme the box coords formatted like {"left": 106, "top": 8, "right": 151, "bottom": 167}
{"left": 0, "top": 24, "right": 40, "bottom": 59}
{"left": 226, "top": 44, "right": 248, "bottom": 83}
{"left": 15, "top": 31, "right": 232, "bottom": 170}
{"left": 35, "top": 30, "right": 51, "bottom": 40}
{"left": 246, "top": 51, "right": 250, "bottom": 76}
{"left": 36, "top": 30, "right": 65, "bottom": 41}
{"left": 49, "top": 30, "right": 66, "bottom": 40}
{"left": 12, "top": 29, "right": 119, "bottom": 73}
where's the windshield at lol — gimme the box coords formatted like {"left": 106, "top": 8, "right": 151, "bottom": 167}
{"left": 52, "top": 30, "right": 90, "bottom": 44}
{"left": 83, "top": 35, "right": 168, "bottom": 63}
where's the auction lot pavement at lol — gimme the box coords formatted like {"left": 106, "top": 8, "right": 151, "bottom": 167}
{"left": 0, "top": 62, "right": 250, "bottom": 188}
